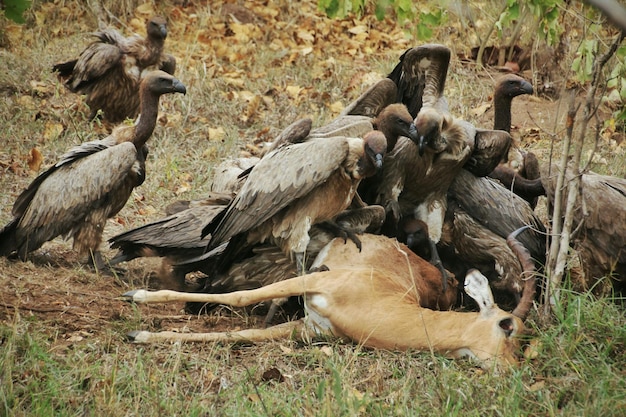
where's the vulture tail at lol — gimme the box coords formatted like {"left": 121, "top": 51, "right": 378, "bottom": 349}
{"left": 0, "top": 219, "right": 18, "bottom": 257}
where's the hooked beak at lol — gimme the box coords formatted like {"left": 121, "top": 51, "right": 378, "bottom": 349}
{"left": 407, "top": 123, "right": 419, "bottom": 143}
{"left": 418, "top": 136, "right": 426, "bottom": 156}
{"left": 375, "top": 153, "right": 384, "bottom": 170}
{"left": 173, "top": 79, "right": 187, "bottom": 95}
{"left": 160, "top": 25, "right": 168, "bottom": 39}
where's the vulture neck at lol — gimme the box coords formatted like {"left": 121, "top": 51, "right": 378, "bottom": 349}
{"left": 493, "top": 91, "right": 512, "bottom": 133}
{"left": 132, "top": 88, "right": 161, "bottom": 149}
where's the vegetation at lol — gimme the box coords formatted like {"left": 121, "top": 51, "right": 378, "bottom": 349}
{"left": 0, "top": 0, "right": 625, "bottom": 415}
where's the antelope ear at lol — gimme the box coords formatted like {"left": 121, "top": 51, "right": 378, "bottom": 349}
{"left": 498, "top": 317, "right": 516, "bottom": 338}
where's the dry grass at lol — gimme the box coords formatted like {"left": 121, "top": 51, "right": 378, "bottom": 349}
{"left": 1, "top": 1, "right": 625, "bottom": 415}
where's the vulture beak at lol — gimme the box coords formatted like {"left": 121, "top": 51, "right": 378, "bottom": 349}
{"left": 173, "top": 79, "right": 187, "bottom": 95}
{"left": 160, "top": 25, "right": 168, "bottom": 39}
{"left": 375, "top": 153, "right": 384, "bottom": 170}
{"left": 407, "top": 123, "right": 419, "bottom": 143}
{"left": 418, "top": 135, "right": 427, "bottom": 156}
{"left": 520, "top": 80, "right": 533, "bottom": 95}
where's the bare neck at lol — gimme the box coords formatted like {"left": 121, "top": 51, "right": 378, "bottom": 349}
{"left": 132, "top": 89, "right": 160, "bottom": 149}
{"left": 493, "top": 93, "right": 512, "bottom": 133}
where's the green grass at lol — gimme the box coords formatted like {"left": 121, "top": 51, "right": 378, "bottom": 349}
{"left": 1, "top": 289, "right": 624, "bottom": 416}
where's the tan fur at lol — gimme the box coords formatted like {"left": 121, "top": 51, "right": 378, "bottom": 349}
{"left": 125, "top": 264, "right": 524, "bottom": 369}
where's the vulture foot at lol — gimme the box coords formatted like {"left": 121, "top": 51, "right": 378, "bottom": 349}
{"left": 315, "top": 221, "right": 363, "bottom": 251}
{"left": 263, "top": 297, "right": 288, "bottom": 328}
{"left": 88, "top": 251, "right": 126, "bottom": 276}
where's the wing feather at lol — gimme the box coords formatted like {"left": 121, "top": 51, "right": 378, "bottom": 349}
{"left": 464, "top": 129, "right": 512, "bottom": 177}
{"left": 68, "top": 30, "right": 125, "bottom": 91}
{"left": 387, "top": 44, "right": 450, "bottom": 117}
{"left": 448, "top": 169, "right": 546, "bottom": 259}
{"left": 17, "top": 142, "right": 138, "bottom": 240}
{"left": 206, "top": 137, "right": 350, "bottom": 246}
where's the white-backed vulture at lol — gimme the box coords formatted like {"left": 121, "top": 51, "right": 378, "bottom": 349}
{"left": 487, "top": 74, "right": 545, "bottom": 208}
{"left": 0, "top": 71, "right": 186, "bottom": 271}
{"left": 541, "top": 163, "right": 626, "bottom": 293}
{"left": 52, "top": 16, "right": 175, "bottom": 124}
{"left": 202, "top": 131, "right": 388, "bottom": 275}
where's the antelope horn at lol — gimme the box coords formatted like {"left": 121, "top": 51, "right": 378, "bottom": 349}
{"left": 506, "top": 225, "right": 537, "bottom": 320}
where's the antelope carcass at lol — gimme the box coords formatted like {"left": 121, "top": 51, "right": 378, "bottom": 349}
{"left": 121, "top": 229, "right": 535, "bottom": 369}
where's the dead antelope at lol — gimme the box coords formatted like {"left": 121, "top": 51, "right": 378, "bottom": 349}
{"left": 122, "top": 228, "right": 535, "bottom": 369}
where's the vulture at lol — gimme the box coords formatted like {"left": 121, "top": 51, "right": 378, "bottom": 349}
{"left": 201, "top": 131, "right": 388, "bottom": 276}
{"left": 541, "top": 163, "right": 626, "bottom": 293}
{"left": 486, "top": 74, "right": 545, "bottom": 208}
{"left": 365, "top": 44, "right": 511, "bottom": 288}
{"left": 443, "top": 169, "right": 546, "bottom": 302}
{"left": 52, "top": 16, "right": 176, "bottom": 125}
{"left": 0, "top": 71, "right": 186, "bottom": 271}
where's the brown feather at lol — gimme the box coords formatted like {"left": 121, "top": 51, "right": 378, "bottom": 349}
{"left": 52, "top": 16, "right": 175, "bottom": 124}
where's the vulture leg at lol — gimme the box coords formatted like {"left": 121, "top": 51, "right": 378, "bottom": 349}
{"left": 88, "top": 250, "right": 126, "bottom": 276}
{"left": 423, "top": 238, "right": 448, "bottom": 291}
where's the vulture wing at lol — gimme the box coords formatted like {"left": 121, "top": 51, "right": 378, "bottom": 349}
{"left": 387, "top": 44, "right": 450, "bottom": 117}
{"left": 204, "top": 136, "right": 350, "bottom": 248}
{"left": 63, "top": 30, "right": 126, "bottom": 92}
{"left": 15, "top": 142, "right": 140, "bottom": 244}
{"left": 341, "top": 78, "right": 398, "bottom": 118}
{"left": 109, "top": 204, "right": 224, "bottom": 263}
{"left": 12, "top": 139, "right": 115, "bottom": 217}
{"left": 542, "top": 165, "right": 626, "bottom": 265}
{"left": 448, "top": 169, "right": 546, "bottom": 260}
{"left": 464, "top": 129, "right": 512, "bottom": 177}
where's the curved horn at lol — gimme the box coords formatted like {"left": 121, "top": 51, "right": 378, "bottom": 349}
{"left": 506, "top": 225, "right": 537, "bottom": 320}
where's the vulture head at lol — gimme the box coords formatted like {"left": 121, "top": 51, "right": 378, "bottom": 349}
{"left": 141, "top": 70, "right": 187, "bottom": 97}
{"left": 496, "top": 74, "right": 533, "bottom": 100}
{"left": 494, "top": 74, "right": 533, "bottom": 132}
{"left": 359, "top": 131, "right": 387, "bottom": 178}
{"left": 414, "top": 107, "right": 448, "bottom": 156}
{"left": 373, "top": 103, "right": 418, "bottom": 152}
{"left": 147, "top": 16, "right": 168, "bottom": 40}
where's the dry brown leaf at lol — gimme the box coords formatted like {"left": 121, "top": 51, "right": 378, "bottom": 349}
{"left": 286, "top": 85, "right": 303, "bottom": 99}
{"left": 43, "top": 122, "right": 64, "bottom": 142}
{"left": 134, "top": 3, "right": 155, "bottom": 17}
{"left": 27, "top": 148, "right": 44, "bottom": 172}
{"left": 320, "top": 345, "right": 333, "bottom": 356}
{"left": 328, "top": 100, "right": 344, "bottom": 114}
{"left": 471, "top": 103, "right": 492, "bottom": 117}
{"left": 208, "top": 127, "right": 226, "bottom": 142}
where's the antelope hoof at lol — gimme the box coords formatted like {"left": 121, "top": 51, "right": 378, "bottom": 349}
{"left": 126, "top": 330, "right": 151, "bottom": 343}
{"left": 119, "top": 289, "right": 149, "bottom": 303}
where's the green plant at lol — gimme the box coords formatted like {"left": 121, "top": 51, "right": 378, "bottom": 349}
{"left": 2, "top": 0, "right": 31, "bottom": 23}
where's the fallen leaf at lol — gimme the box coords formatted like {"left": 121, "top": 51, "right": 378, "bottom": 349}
{"left": 279, "top": 344, "right": 293, "bottom": 354}
{"left": 286, "top": 85, "right": 303, "bottom": 99}
{"left": 27, "top": 148, "right": 43, "bottom": 172}
{"left": 208, "top": 127, "right": 226, "bottom": 142}
{"left": 471, "top": 103, "right": 492, "bottom": 117}
{"left": 320, "top": 345, "right": 333, "bottom": 356}
{"left": 348, "top": 25, "right": 368, "bottom": 35}
{"left": 261, "top": 367, "right": 284, "bottom": 383}
{"left": 42, "top": 121, "right": 64, "bottom": 141}
{"left": 329, "top": 100, "right": 344, "bottom": 114}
